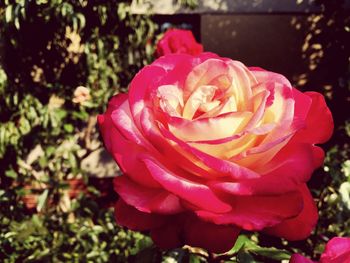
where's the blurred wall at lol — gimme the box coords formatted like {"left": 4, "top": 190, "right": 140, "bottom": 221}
{"left": 201, "top": 14, "right": 307, "bottom": 81}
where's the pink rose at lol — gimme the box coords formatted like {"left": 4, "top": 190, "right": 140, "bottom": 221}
{"left": 290, "top": 237, "right": 350, "bottom": 263}
{"left": 155, "top": 29, "right": 203, "bottom": 57}
{"left": 98, "top": 53, "right": 333, "bottom": 253}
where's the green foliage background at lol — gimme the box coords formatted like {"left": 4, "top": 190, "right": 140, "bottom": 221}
{"left": 0, "top": 0, "right": 349, "bottom": 262}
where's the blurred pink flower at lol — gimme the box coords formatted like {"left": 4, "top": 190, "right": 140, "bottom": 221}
{"left": 155, "top": 28, "right": 203, "bottom": 57}
{"left": 290, "top": 237, "right": 350, "bottom": 263}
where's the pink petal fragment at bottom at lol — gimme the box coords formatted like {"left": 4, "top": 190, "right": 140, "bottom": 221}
{"left": 320, "top": 237, "right": 350, "bottom": 263}
{"left": 289, "top": 254, "right": 315, "bottom": 263}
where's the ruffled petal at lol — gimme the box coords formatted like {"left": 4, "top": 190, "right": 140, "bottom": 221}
{"left": 184, "top": 215, "right": 240, "bottom": 253}
{"left": 184, "top": 58, "right": 232, "bottom": 101}
{"left": 114, "top": 176, "right": 184, "bottom": 214}
{"left": 128, "top": 65, "right": 168, "bottom": 129}
{"left": 140, "top": 107, "right": 219, "bottom": 179}
{"left": 212, "top": 143, "right": 324, "bottom": 196}
{"left": 293, "top": 91, "right": 333, "bottom": 144}
{"left": 158, "top": 122, "right": 260, "bottom": 180}
{"left": 114, "top": 199, "right": 166, "bottom": 231}
{"left": 168, "top": 111, "right": 252, "bottom": 142}
{"left": 196, "top": 191, "right": 303, "bottom": 230}
{"left": 142, "top": 156, "right": 232, "bottom": 213}
{"left": 264, "top": 184, "right": 318, "bottom": 241}
{"left": 150, "top": 221, "right": 184, "bottom": 250}
{"left": 111, "top": 97, "right": 153, "bottom": 149}
{"left": 249, "top": 67, "right": 292, "bottom": 88}
{"left": 289, "top": 254, "right": 315, "bottom": 263}
{"left": 98, "top": 93, "right": 129, "bottom": 153}
{"left": 320, "top": 237, "right": 350, "bottom": 263}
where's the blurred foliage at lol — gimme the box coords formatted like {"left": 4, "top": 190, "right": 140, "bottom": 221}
{"left": 0, "top": 0, "right": 349, "bottom": 262}
{"left": 0, "top": 0, "right": 157, "bottom": 262}
{"left": 295, "top": 0, "right": 350, "bottom": 260}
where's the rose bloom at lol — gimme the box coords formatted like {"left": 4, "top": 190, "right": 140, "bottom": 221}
{"left": 98, "top": 53, "right": 333, "bottom": 253}
{"left": 155, "top": 28, "right": 203, "bottom": 57}
{"left": 290, "top": 237, "right": 350, "bottom": 263}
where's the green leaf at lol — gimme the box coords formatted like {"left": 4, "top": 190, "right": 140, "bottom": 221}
{"left": 189, "top": 254, "right": 202, "bottom": 263}
{"left": 5, "top": 169, "right": 17, "bottom": 179}
{"left": 5, "top": 5, "right": 13, "bottom": 23}
{"left": 76, "top": 13, "right": 86, "bottom": 29}
{"left": 250, "top": 247, "right": 291, "bottom": 261}
{"left": 36, "top": 189, "right": 49, "bottom": 212}
{"left": 64, "top": 123, "right": 74, "bottom": 133}
{"left": 228, "top": 234, "right": 252, "bottom": 255}
{"left": 237, "top": 251, "right": 258, "bottom": 263}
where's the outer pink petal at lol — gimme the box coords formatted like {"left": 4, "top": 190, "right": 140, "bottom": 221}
{"left": 209, "top": 143, "right": 324, "bottom": 197}
{"left": 292, "top": 88, "right": 312, "bottom": 128}
{"left": 249, "top": 67, "right": 292, "bottom": 88}
{"left": 264, "top": 184, "right": 318, "bottom": 241}
{"left": 111, "top": 96, "right": 154, "bottom": 150}
{"left": 142, "top": 156, "right": 232, "bottom": 213}
{"left": 114, "top": 199, "right": 166, "bottom": 231}
{"left": 320, "top": 237, "right": 350, "bottom": 263}
{"left": 150, "top": 221, "right": 184, "bottom": 250}
{"left": 114, "top": 176, "right": 184, "bottom": 214}
{"left": 196, "top": 191, "right": 303, "bottom": 230}
{"left": 98, "top": 93, "right": 129, "bottom": 153}
{"left": 152, "top": 53, "right": 218, "bottom": 79}
{"left": 184, "top": 215, "right": 241, "bottom": 253}
{"left": 128, "top": 65, "right": 167, "bottom": 129}
{"left": 293, "top": 91, "right": 333, "bottom": 144}
{"left": 289, "top": 254, "right": 315, "bottom": 263}
{"left": 99, "top": 105, "right": 160, "bottom": 188}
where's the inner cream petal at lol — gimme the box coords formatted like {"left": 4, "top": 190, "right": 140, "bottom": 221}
{"left": 199, "top": 96, "right": 238, "bottom": 119}
{"left": 190, "top": 133, "right": 258, "bottom": 159}
{"left": 169, "top": 111, "right": 252, "bottom": 142}
{"left": 198, "top": 100, "right": 221, "bottom": 112}
{"left": 157, "top": 84, "right": 184, "bottom": 116}
{"left": 226, "top": 62, "right": 255, "bottom": 111}
{"left": 182, "top": 85, "right": 217, "bottom": 120}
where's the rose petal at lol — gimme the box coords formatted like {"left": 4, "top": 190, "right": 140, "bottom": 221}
{"left": 291, "top": 88, "right": 312, "bottom": 128}
{"left": 99, "top": 107, "right": 160, "bottom": 188}
{"left": 196, "top": 190, "right": 303, "bottom": 230}
{"left": 320, "top": 237, "right": 350, "bottom": 263}
{"left": 151, "top": 221, "right": 184, "bottom": 250}
{"left": 114, "top": 199, "right": 166, "bottom": 231}
{"left": 249, "top": 67, "right": 292, "bottom": 88}
{"left": 98, "top": 93, "right": 129, "bottom": 153}
{"left": 111, "top": 97, "right": 154, "bottom": 149}
{"left": 129, "top": 65, "right": 167, "bottom": 129}
{"left": 264, "top": 184, "right": 318, "bottom": 240}
{"left": 114, "top": 176, "right": 184, "bottom": 214}
{"left": 140, "top": 107, "right": 219, "bottom": 179}
{"left": 293, "top": 91, "right": 333, "bottom": 144}
{"left": 210, "top": 143, "right": 324, "bottom": 196}
{"left": 158, "top": 122, "right": 260, "bottom": 180}
{"left": 168, "top": 111, "right": 252, "bottom": 142}
{"left": 184, "top": 215, "right": 240, "bottom": 253}
{"left": 142, "top": 156, "right": 232, "bottom": 213}
{"left": 289, "top": 254, "right": 315, "bottom": 263}
{"left": 184, "top": 58, "right": 232, "bottom": 101}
